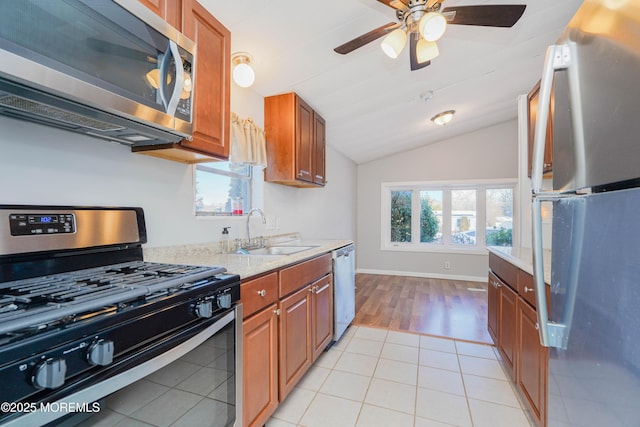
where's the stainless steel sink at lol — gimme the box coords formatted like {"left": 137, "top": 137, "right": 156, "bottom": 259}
{"left": 246, "top": 245, "right": 317, "bottom": 256}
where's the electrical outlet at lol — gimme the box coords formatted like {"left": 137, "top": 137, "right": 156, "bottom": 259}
{"left": 444, "top": 261, "right": 451, "bottom": 270}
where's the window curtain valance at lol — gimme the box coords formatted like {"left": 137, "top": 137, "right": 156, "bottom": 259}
{"left": 230, "top": 112, "right": 267, "bottom": 167}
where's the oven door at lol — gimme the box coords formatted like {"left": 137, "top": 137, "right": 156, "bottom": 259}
{"left": 3, "top": 304, "right": 242, "bottom": 427}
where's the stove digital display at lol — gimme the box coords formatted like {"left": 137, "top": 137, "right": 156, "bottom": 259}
{"left": 32, "top": 215, "right": 56, "bottom": 224}
{"left": 9, "top": 213, "right": 75, "bottom": 236}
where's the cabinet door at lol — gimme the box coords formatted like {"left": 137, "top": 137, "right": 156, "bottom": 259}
{"left": 527, "top": 80, "right": 554, "bottom": 177}
{"left": 498, "top": 281, "right": 517, "bottom": 378}
{"left": 181, "top": 0, "right": 230, "bottom": 158}
{"left": 138, "top": 0, "right": 180, "bottom": 27}
{"left": 313, "top": 113, "right": 326, "bottom": 185}
{"left": 278, "top": 286, "right": 312, "bottom": 400}
{"left": 295, "top": 96, "right": 314, "bottom": 184}
{"left": 487, "top": 272, "right": 500, "bottom": 345}
{"left": 311, "top": 274, "right": 333, "bottom": 361}
{"left": 517, "top": 298, "right": 547, "bottom": 427}
{"left": 243, "top": 304, "right": 279, "bottom": 427}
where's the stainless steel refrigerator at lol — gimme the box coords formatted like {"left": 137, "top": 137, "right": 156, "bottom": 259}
{"left": 531, "top": 1, "right": 640, "bottom": 426}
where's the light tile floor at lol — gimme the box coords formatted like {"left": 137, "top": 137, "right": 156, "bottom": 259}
{"left": 268, "top": 326, "right": 533, "bottom": 427}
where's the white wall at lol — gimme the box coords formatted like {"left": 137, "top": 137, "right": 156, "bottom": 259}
{"left": 357, "top": 120, "right": 518, "bottom": 281}
{"left": 0, "top": 88, "right": 357, "bottom": 248}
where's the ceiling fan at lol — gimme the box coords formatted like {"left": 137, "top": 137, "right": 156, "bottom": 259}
{"left": 334, "top": 0, "right": 526, "bottom": 71}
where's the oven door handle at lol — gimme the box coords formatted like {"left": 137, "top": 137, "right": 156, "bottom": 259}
{"left": 1, "top": 307, "right": 237, "bottom": 427}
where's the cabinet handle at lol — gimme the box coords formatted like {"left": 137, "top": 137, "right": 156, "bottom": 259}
{"left": 524, "top": 286, "right": 534, "bottom": 293}
{"left": 273, "top": 308, "right": 281, "bottom": 316}
{"left": 257, "top": 289, "right": 266, "bottom": 297}
{"left": 492, "top": 280, "right": 501, "bottom": 288}
{"left": 308, "top": 286, "right": 315, "bottom": 293}
{"left": 315, "top": 283, "right": 330, "bottom": 294}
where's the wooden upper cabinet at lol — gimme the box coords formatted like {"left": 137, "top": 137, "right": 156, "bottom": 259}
{"left": 264, "top": 93, "right": 326, "bottom": 187}
{"left": 313, "top": 113, "right": 326, "bottom": 185}
{"left": 527, "top": 80, "right": 553, "bottom": 178}
{"left": 296, "top": 98, "right": 314, "bottom": 183}
{"left": 138, "top": 0, "right": 180, "bottom": 27}
{"left": 133, "top": 0, "right": 231, "bottom": 163}
{"left": 181, "top": 0, "right": 230, "bottom": 159}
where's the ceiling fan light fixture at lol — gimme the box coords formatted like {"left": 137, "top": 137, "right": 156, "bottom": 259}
{"left": 431, "top": 110, "right": 455, "bottom": 125}
{"left": 231, "top": 52, "right": 255, "bottom": 88}
{"left": 381, "top": 28, "right": 407, "bottom": 59}
{"left": 419, "top": 12, "right": 447, "bottom": 42}
{"left": 416, "top": 39, "right": 439, "bottom": 63}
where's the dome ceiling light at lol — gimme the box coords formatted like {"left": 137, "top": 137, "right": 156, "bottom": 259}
{"left": 231, "top": 52, "right": 255, "bottom": 88}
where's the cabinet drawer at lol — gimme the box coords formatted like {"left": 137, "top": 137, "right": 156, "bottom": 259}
{"left": 242, "top": 272, "right": 278, "bottom": 319}
{"left": 518, "top": 270, "right": 537, "bottom": 309}
{"left": 279, "top": 253, "right": 332, "bottom": 298}
{"left": 489, "top": 252, "right": 518, "bottom": 290}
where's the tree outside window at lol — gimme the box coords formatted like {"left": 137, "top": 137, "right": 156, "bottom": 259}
{"left": 486, "top": 188, "right": 513, "bottom": 246}
{"left": 391, "top": 191, "right": 412, "bottom": 242}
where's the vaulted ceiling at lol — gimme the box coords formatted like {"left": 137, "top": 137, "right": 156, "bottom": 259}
{"left": 201, "top": 0, "right": 583, "bottom": 164}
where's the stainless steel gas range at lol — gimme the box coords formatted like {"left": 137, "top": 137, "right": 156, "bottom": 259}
{"left": 0, "top": 206, "right": 241, "bottom": 426}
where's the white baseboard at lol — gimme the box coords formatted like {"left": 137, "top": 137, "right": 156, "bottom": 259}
{"left": 356, "top": 268, "right": 487, "bottom": 283}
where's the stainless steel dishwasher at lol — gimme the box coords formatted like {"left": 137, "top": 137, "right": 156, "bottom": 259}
{"left": 332, "top": 243, "right": 355, "bottom": 341}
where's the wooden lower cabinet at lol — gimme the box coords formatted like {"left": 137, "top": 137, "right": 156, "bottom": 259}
{"left": 489, "top": 252, "right": 548, "bottom": 426}
{"left": 311, "top": 274, "right": 333, "bottom": 362}
{"left": 242, "top": 253, "right": 333, "bottom": 427}
{"left": 487, "top": 272, "right": 500, "bottom": 345}
{"left": 242, "top": 303, "right": 278, "bottom": 427}
{"left": 518, "top": 296, "right": 548, "bottom": 427}
{"left": 278, "top": 285, "right": 313, "bottom": 400}
{"left": 498, "top": 279, "right": 517, "bottom": 378}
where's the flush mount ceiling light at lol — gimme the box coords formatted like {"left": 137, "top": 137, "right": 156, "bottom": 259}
{"left": 231, "top": 52, "right": 255, "bottom": 88}
{"left": 334, "top": 1, "right": 526, "bottom": 72}
{"left": 431, "top": 110, "right": 455, "bottom": 125}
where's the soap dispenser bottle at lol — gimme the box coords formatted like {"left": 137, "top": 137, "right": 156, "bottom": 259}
{"left": 222, "top": 227, "right": 231, "bottom": 253}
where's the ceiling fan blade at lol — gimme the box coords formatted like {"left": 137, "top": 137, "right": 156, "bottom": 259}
{"left": 334, "top": 22, "right": 399, "bottom": 54}
{"left": 377, "top": 0, "right": 409, "bottom": 11}
{"left": 441, "top": 5, "right": 526, "bottom": 28}
{"left": 409, "top": 32, "right": 430, "bottom": 71}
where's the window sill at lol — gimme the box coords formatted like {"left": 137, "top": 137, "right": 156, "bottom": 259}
{"left": 381, "top": 244, "right": 493, "bottom": 256}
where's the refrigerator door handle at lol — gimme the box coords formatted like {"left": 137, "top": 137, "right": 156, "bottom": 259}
{"left": 532, "top": 197, "right": 554, "bottom": 347}
{"left": 532, "top": 41, "right": 584, "bottom": 348}
{"left": 532, "top": 193, "right": 585, "bottom": 349}
{"left": 531, "top": 42, "right": 584, "bottom": 195}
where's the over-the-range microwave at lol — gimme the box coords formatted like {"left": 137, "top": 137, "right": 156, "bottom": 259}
{"left": 0, "top": 0, "right": 195, "bottom": 146}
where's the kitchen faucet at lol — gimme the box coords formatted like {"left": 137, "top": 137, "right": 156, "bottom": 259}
{"left": 245, "top": 208, "right": 266, "bottom": 248}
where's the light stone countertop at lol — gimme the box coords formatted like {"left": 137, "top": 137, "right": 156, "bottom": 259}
{"left": 143, "top": 237, "right": 353, "bottom": 279}
{"left": 487, "top": 246, "right": 552, "bottom": 285}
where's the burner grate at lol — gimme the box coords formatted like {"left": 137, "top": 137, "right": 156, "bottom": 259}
{"left": 0, "top": 261, "right": 227, "bottom": 335}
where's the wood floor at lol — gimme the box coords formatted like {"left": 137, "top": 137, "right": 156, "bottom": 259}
{"left": 353, "top": 273, "right": 493, "bottom": 344}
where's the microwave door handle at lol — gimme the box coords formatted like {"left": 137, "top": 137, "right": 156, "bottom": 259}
{"left": 165, "top": 40, "right": 184, "bottom": 117}
{"left": 158, "top": 44, "right": 172, "bottom": 110}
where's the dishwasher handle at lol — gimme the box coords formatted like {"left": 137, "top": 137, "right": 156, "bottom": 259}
{"left": 333, "top": 244, "right": 355, "bottom": 259}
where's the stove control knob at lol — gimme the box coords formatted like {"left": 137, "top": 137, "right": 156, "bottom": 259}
{"left": 87, "top": 339, "right": 115, "bottom": 366}
{"left": 33, "top": 358, "right": 67, "bottom": 389}
{"left": 217, "top": 293, "right": 232, "bottom": 309}
{"left": 195, "top": 300, "right": 213, "bottom": 318}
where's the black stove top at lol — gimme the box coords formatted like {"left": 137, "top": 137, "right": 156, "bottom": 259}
{"left": 0, "top": 261, "right": 229, "bottom": 336}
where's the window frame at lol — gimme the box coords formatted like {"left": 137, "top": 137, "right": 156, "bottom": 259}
{"left": 193, "top": 162, "right": 254, "bottom": 217}
{"left": 381, "top": 179, "right": 517, "bottom": 254}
